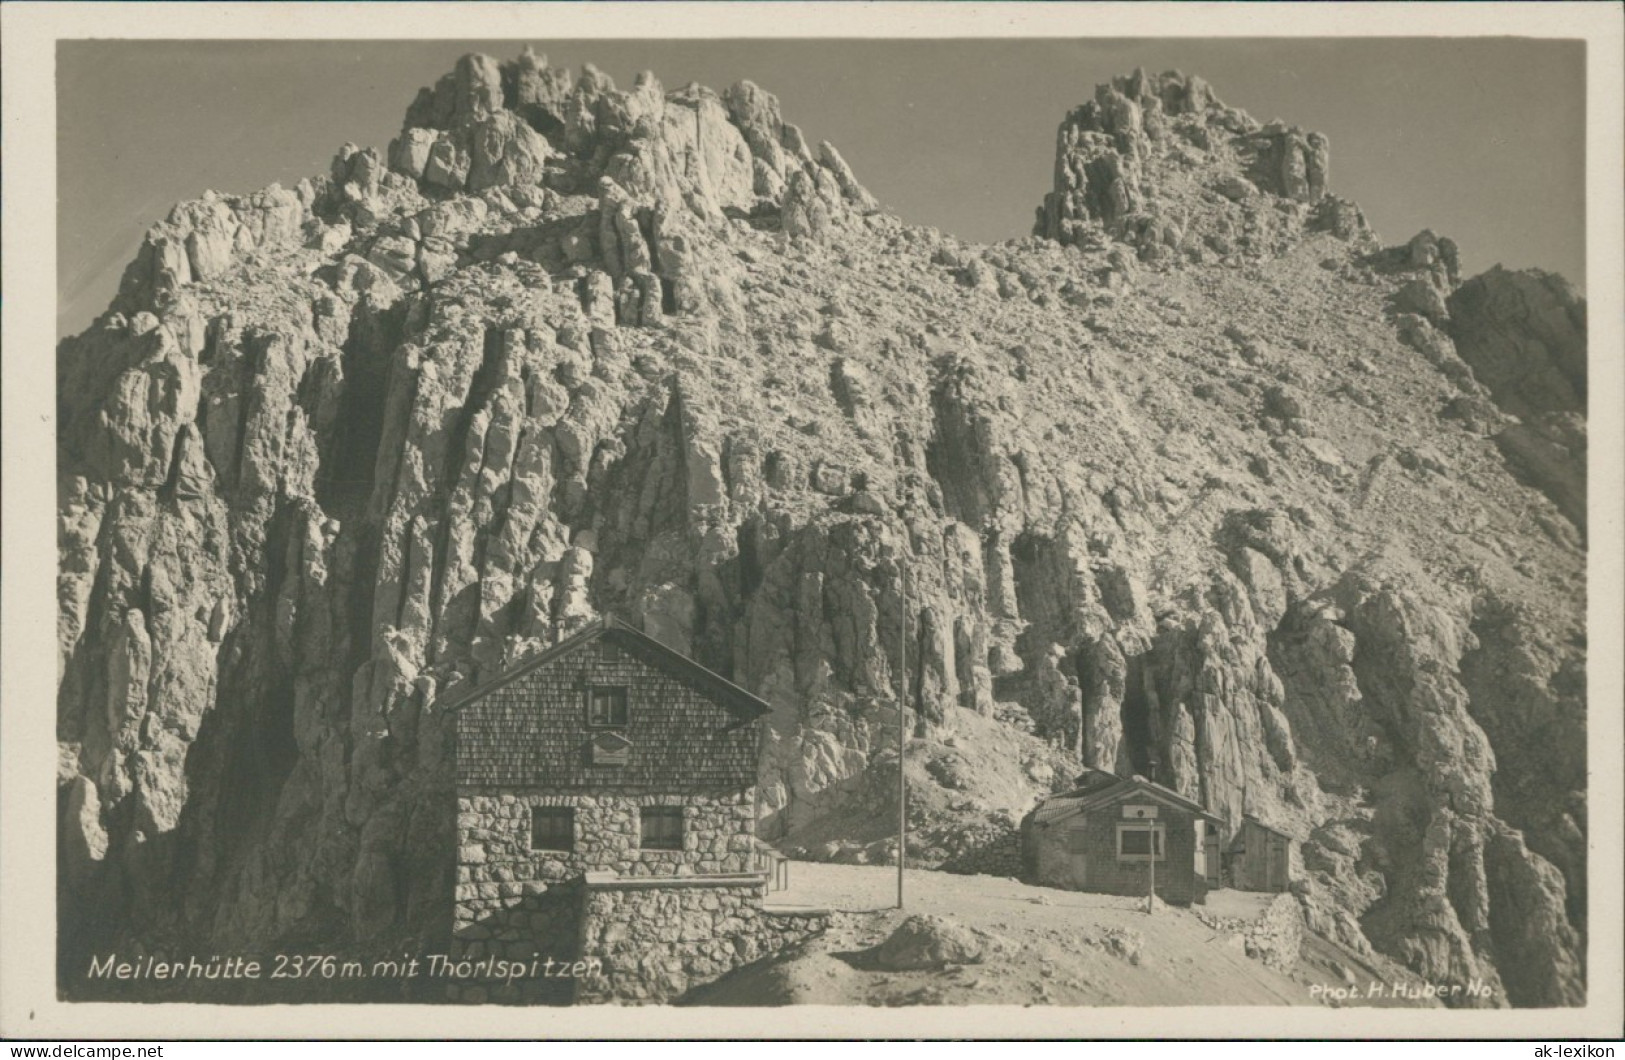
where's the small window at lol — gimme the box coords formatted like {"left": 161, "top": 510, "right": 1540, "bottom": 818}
{"left": 531, "top": 807, "right": 574, "bottom": 852}
{"left": 639, "top": 806, "right": 683, "bottom": 851}
{"left": 586, "top": 686, "right": 629, "bottom": 727}
{"left": 1116, "top": 823, "right": 1165, "bottom": 861}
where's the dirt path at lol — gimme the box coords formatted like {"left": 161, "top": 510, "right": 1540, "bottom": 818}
{"left": 689, "top": 863, "right": 1330, "bottom": 1006}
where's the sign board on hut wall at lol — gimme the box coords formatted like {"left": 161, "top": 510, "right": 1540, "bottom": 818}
{"left": 1122, "top": 804, "right": 1158, "bottom": 819}
{"left": 590, "top": 731, "right": 633, "bottom": 767}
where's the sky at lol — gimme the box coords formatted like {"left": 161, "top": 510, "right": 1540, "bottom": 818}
{"left": 56, "top": 38, "right": 1586, "bottom": 338}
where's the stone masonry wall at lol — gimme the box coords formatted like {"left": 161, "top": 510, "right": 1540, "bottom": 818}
{"left": 447, "top": 877, "right": 585, "bottom": 1005}
{"left": 1195, "top": 891, "right": 1305, "bottom": 972}
{"left": 452, "top": 786, "right": 763, "bottom": 1003}
{"left": 575, "top": 877, "right": 829, "bottom": 1003}
{"left": 454, "top": 787, "right": 758, "bottom": 928}
{"left": 941, "top": 824, "right": 1023, "bottom": 878}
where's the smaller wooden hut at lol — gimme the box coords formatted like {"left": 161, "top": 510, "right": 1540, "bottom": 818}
{"left": 1022, "top": 770, "right": 1222, "bottom": 907}
{"left": 1227, "top": 815, "right": 1293, "bottom": 892}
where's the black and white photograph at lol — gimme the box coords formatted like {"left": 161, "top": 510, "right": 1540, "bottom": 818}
{"left": 3, "top": 0, "right": 1621, "bottom": 1042}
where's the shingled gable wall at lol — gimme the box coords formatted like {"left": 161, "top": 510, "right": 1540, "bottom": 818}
{"left": 450, "top": 625, "right": 813, "bottom": 1003}
{"left": 455, "top": 625, "right": 762, "bottom": 792}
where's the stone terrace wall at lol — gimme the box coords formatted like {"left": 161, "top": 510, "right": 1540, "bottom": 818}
{"left": 575, "top": 875, "right": 829, "bottom": 1003}
{"left": 447, "top": 877, "right": 585, "bottom": 1005}
{"left": 941, "top": 824, "right": 1023, "bottom": 878}
{"left": 1196, "top": 891, "right": 1305, "bottom": 972}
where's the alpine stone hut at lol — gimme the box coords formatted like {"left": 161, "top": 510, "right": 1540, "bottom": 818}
{"left": 444, "top": 615, "right": 825, "bottom": 1002}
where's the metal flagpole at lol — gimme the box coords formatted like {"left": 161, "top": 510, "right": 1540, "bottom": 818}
{"left": 1147, "top": 827, "right": 1156, "bottom": 916}
{"left": 1146, "top": 749, "right": 1160, "bottom": 915}
{"left": 897, "top": 560, "right": 907, "bottom": 910}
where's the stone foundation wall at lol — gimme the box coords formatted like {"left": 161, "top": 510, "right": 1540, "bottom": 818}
{"left": 447, "top": 878, "right": 585, "bottom": 1005}
{"left": 455, "top": 788, "right": 758, "bottom": 928}
{"left": 450, "top": 786, "right": 790, "bottom": 1004}
{"left": 575, "top": 875, "right": 829, "bottom": 1003}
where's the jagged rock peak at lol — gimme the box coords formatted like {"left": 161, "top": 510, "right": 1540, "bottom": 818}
{"left": 1036, "top": 68, "right": 1348, "bottom": 262}
{"left": 385, "top": 49, "right": 875, "bottom": 225}
{"left": 104, "top": 50, "right": 885, "bottom": 328}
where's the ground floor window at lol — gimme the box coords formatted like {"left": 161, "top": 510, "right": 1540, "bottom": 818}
{"left": 639, "top": 806, "right": 683, "bottom": 850}
{"left": 531, "top": 806, "right": 575, "bottom": 852}
{"left": 1116, "top": 822, "right": 1165, "bottom": 861}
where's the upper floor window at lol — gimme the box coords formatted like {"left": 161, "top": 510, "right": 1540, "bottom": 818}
{"left": 586, "top": 685, "right": 629, "bottom": 727}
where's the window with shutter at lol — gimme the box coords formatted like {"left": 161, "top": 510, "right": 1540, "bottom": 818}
{"left": 1066, "top": 826, "right": 1091, "bottom": 855}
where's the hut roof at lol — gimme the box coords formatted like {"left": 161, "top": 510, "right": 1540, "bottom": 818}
{"left": 1032, "top": 772, "right": 1221, "bottom": 827}
{"left": 439, "top": 614, "right": 772, "bottom": 721}
{"left": 1239, "top": 814, "right": 1294, "bottom": 839}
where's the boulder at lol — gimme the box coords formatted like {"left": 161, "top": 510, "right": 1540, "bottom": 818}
{"left": 873, "top": 915, "right": 985, "bottom": 970}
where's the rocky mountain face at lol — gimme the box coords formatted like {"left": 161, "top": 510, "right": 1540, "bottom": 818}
{"left": 57, "top": 54, "right": 1587, "bottom": 1006}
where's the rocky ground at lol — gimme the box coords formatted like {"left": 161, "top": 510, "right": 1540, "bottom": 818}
{"left": 56, "top": 53, "right": 1586, "bottom": 1005}
{"left": 686, "top": 862, "right": 1436, "bottom": 1008}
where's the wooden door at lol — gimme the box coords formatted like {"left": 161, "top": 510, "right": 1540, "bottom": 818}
{"left": 1267, "top": 834, "right": 1289, "bottom": 891}
{"left": 1061, "top": 824, "right": 1090, "bottom": 889}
